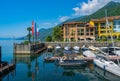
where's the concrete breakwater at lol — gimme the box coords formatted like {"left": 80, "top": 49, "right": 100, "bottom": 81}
{"left": 45, "top": 42, "right": 120, "bottom": 48}
{"left": 14, "top": 43, "right": 46, "bottom": 54}
{"left": 14, "top": 42, "right": 120, "bottom": 54}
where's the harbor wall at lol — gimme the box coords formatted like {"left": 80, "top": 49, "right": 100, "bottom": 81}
{"left": 45, "top": 42, "right": 120, "bottom": 48}
{"left": 14, "top": 43, "right": 46, "bottom": 54}
{"left": 14, "top": 42, "right": 120, "bottom": 54}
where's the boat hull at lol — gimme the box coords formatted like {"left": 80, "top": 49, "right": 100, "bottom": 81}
{"left": 94, "top": 59, "right": 120, "bottom": 77}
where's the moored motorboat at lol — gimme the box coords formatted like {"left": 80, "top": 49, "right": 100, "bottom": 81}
{"left": 55, "top": 45, "right": 61, "bottom": 50}
{"left": 73, "top": 46, "right": 80, "bottom": 51}
{"left": 59, "top": 59, "right": 88, "bottom": 67}
{"left": 81, "top": 45, "right": 89, "bottom": 51}
{"left": 88, "top": 45, "right": 99, "bottom": 51}
{"left": 64, "top": 46, "right": 70, "bottom": 50}
{"left": 94, "top": 55, "right": 120, "bottom": 77}
{"left": 83, "top": 50, "right": 96, "bottom": 58}
{"left": 47, "top": 45, "right": 53, "bottom": 52}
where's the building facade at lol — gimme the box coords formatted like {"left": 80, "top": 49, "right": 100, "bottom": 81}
{"left": 61, "top": 22, "right": 95, "bottom": 42}
{"left": 90, "top": 16, "right": 120, "bottom": 40}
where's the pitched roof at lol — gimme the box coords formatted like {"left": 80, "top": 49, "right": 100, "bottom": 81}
{"left": 63, "top": 22, "right": 86, "bottom": 25}
{"left": 91, "top": 16, "right": 120, "bottom": 22}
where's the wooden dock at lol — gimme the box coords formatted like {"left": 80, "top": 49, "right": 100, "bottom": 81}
{"left": 43, "top": 56, "right": 120, "bottom": 62}
{"left": 35, "top": 47, "right": 47, "bottom": 54}
{"left": 0, "top": 64, "right": 15, "bottom": 77}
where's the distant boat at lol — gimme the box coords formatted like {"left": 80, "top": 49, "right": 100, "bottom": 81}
{"left": 64, "top": 46, "right": 70, "bottom": 50}
{"left": 81, "top": 45, "right": 89, "bottom": 51}
{"left": 83, "top": 50, "right": 96, "bottom": 58}
{"left": 55, "top": 44, "right": 61, "bottom": 50}
{"left": 88, "top": 45, "right": 99, "bottom": 51}
{"left": 100, "top": 47, "right": 120, "bottom": 56}
{"left": 73, "top": 46, "right": 80, "bottom": 51}
{"left": 47, "top": 45, "right": 53, "bottom": 52}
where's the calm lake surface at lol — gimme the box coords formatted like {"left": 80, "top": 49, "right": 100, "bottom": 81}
{"left": 0, "top": 40, "right": 120, "bottom": 81}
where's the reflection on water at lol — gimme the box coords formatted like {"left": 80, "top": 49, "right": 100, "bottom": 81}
{"left": 0, "top": 40, "right": 120, "bottom": 81}
{"left": 94, "top": 66, "right": 120, "bottom": 81}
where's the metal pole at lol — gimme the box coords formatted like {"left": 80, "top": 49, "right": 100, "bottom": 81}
{"left": 0, "top": 46, "right": 1, "bottom": 63}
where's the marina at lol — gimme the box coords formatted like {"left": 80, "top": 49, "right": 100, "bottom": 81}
{"left": 0, "top": 0, "right": 120, "bottom": 81}
{"left": 0, "top": 40, "right": 120, "bottom": 81}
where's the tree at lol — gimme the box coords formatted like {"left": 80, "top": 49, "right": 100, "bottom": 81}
{"left": 27, "top": 27, "right": 32, "bottom": 43}
{"left": 101, "top": 36, "right": 107, "bottom": 41}
{"left": 46, "top": 36, "right": 52, "bottom": 42}
{"left": 52, "top": 26, "right": 62, "bottom": 41}
{"left": 117, "top": 36, "right": 120, "bottom": 41}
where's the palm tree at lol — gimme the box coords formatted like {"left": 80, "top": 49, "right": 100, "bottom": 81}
{"left": 27, "top": 27, "right": 32, "bottom": 43}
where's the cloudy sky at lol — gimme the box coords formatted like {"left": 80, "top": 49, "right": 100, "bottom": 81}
{"left": 0, "top": 0, "right": 119, "bottom": 37}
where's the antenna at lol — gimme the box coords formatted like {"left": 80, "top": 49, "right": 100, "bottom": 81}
{"left": 105, "top": 9, "right": 120, "bottom": 66}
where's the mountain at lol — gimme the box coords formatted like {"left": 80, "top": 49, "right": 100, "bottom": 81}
{"left": 38, "top": 1, "right": 120, "bottom": 41}
{"left": 38, "top": 28, "right": 53, "bottom": 41}
{"left": 64, "top": 1, "right": 120, "bottom": 22}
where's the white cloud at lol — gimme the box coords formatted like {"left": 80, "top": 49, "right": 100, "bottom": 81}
{"left": 72, "top": 0, "right": 120, "bottom": 16}
{"left": 59, "top": 16, "right": 70, "bottom": 22}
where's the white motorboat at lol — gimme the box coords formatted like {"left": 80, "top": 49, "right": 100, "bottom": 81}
{"left": 100, "top": 47, "right": 120, "bottom": 56}
{"left": 88, "top": 45, "right": 100, "bottom": 51}
{"left": 64, "top": 46, "right": 70, "bottom": 50}
{"left": 94, "top": 55, "right": 120, "bottom": 77}
{"left": 55, "top": 45, "right": 61, "bottom": 50}
{"left": 83, "top": 50, "right": 96, "bottom": 58}
{"left": 81, "top": 45, "right": 89, "bottom": 51}
{"left": 73, "top": 46, "right": 80, "bottom": 51}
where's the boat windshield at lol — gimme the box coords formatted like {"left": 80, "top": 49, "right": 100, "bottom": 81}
{"left": 97, "top": 56, "right": 109, "bottom": 61}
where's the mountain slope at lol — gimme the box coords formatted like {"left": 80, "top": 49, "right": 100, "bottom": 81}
{"left": 38, "top": 1, "right": 120, "bottom": 41}
{"left": 38, "top": 28, "right": 53, "bottom": 41}
{"left": 65, "top": 1, "right": 120, "bottom": 22}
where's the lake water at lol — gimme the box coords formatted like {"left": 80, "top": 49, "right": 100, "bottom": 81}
{"left": 0, "top": 40, "right": 120, "bottom": 81}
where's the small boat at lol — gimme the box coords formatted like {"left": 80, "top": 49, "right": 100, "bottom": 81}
{"left": 81, "top": 45, "right": 89, "bottom": 51}
{"left": 64, "top": 46, "right": 70, "bottom": 50}
{"left": 73, "top": 46, "right": 80, "bottom": 51}
{"left": 100, "top": 47, "right": 120, "bottom": 56}
{"left": 47, "top": 45, "right": 53, "bottom": 52}
{"left": 94, "top": 55, "right": 120, "bottom": 77}
{"left": 55, "top": 45, "right": 61, "bottom": 50}
{"left": 63, "top": 50, "right": 75, "bottom": 55}
{"left": 88, "top": 45, "right": 99, "bottom": 51}
{"left": 44, "top": 57, "right": 58, "bottom": 62}
{"left": 83, "top": 50, "right": 96, "bottom": 58}
{"left": 59, "top": 59, "right": 88, "bottom": 67}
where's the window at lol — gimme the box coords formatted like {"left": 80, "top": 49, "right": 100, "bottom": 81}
{"left": 86, "top": 33, "right": 89, "bottom": 35}
{"left": 81, "top": 33, "right": 84, "bottom": 35}
{"left": 86, "top": 29, "right": 89, "bottom": 32}
{"left": 90, "top": 29, "right": 93, "bottom": 32}
{"left": 81, "top": 29, "right": 84, "bottom": 33}
{"left": 90, "top": 33, "right": 93, "bottom": 35}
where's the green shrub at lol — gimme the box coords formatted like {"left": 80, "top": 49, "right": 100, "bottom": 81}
{"left": 24, "top": 41, "right": 29, "bottom": 45}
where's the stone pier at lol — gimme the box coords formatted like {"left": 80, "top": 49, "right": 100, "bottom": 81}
{"left": 14, "top": 43, "right": 46, "bottom": 54}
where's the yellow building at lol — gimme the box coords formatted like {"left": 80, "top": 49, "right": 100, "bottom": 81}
{"left": 90, "top": 16, "right": 120, "bottom": 39}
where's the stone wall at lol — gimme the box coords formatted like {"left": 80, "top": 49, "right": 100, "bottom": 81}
{"left": 45, "top": 42, "right": 120, "bottom": 48}
{"left": 14, "top": 43, "right": 45, "bottom": 54}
